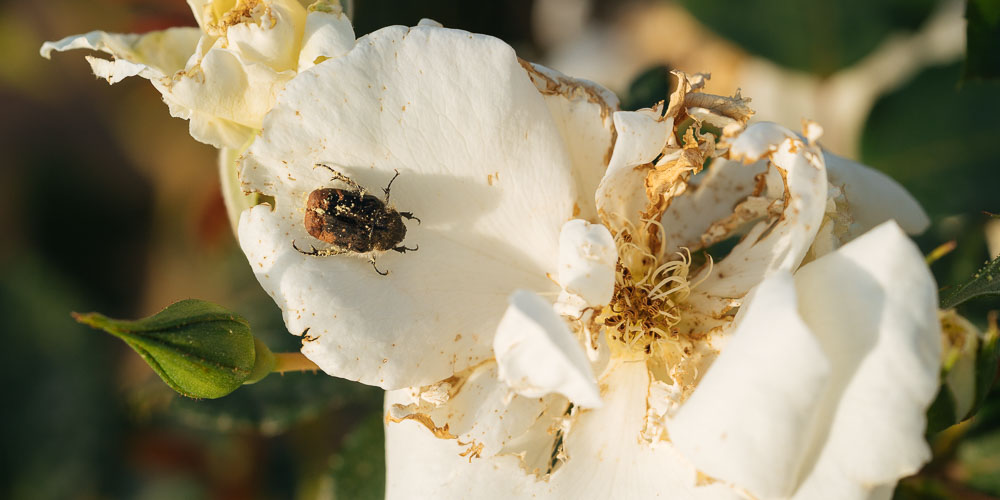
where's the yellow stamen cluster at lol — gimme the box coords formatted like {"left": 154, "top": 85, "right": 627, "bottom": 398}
{"left": 598, "top": 221, "right": 710, "bottom": 357}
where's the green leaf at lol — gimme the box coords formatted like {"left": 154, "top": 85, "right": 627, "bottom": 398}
{"left": 677, "top": 0, "right": 937, "bottom": 76}
{"left": 965, "top": 0, "right": 1000, "bottom": 80}
{"left": 329, "top": 414, "right": 386, "bottom": 500}
{"left": 941, "top": 256, "right": 1000, "bottom": 308}
{"left": 166, "top": 372, "right": 381, "bottom": 435}
{"left": 861, "top": 63, "right": 1000, "bottom": 218}
{"left": 73, "top": 299, "right": 255, "bottom": 399}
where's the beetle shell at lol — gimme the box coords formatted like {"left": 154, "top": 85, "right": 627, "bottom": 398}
{"left": 304, "top": 188, "right": 407, "bottom": 253}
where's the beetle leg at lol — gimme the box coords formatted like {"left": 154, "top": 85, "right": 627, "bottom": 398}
{"left": 399, "top": 211, "right": 421, "bottom": 224}
{"left": 382, "top": 169, "right": 401, "bottom": 202}
{"left": 370, "top": 257, "right": 389, "bottom": 276}
{"left": 392, "top": 244, "right": 419, "bottom": 253}
{"left": 314, "top": 163, "right": 366, "bottom": 194}
{"left": 293, "top": 240, "right": 346, "bottom": 257}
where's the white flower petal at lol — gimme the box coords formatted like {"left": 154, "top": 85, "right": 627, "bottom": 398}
{"left": 595, "top": 108, "right": 672, "bottom": 232}
{"left": 153, "top": 46, "right": 294, "bottom": 148}
{"left": 40, "top": 28, "right": 202, "bottom": 79}
{"left": 83, "top": 55, "right": 146, "bottom": 84}
{"left": 386, "top": 362, "right": 555, "bottom": 458}
{"left": 238, "top": 26, "right": 579, "bottom": 388}
{"left": 417, "top": 18, "right": 444, "bottom": 28}
{"left": 669, "top": 271, "right": 831, "bottom": 499}
{"left": 549, "top": 361, "right": 743, "bottom": 499}
{"left": 385, "top": 390, "right": 549, "bottom": 498}
{"left": 185, "top": 0, "right": 214, "bottom": 29}
{"left": 522, "top": 62, "right": 619, "bottom": 221}
{"left": 790, "top": 221, "right": 940, "bottom": 499}
{"left": 494, "top": 290, "right": 601, "bottom": 408}
{"left": 695, "top": 122, "right": 827, "bottom": 299}
{"left": 824, "top": 151, "right": 930, "bottom": 237}
{"left": 557, "top": 219, "right": 616, "bottom": 307}
{"left": 297, "top": 7, "right": 355, "bottom": 71}
{"left": 385, "top": 361, "right": 743, "bottom": 499}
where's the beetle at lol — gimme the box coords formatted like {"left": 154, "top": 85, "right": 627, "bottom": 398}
{"left": 293, "top": 164, "right": 419, "bottom": 275}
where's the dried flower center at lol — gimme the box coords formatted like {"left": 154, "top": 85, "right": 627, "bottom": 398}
{"left": 597, "top": 221, "right": 710, "bottom": 359}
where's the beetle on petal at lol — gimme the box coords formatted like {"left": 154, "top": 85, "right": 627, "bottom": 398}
{"left": 295, "top": 165, "right": 419, "bottom": 275}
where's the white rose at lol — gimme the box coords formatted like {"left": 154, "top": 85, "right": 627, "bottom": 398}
{"left": 235, "top": 22, "right": 941, "bottom": 500}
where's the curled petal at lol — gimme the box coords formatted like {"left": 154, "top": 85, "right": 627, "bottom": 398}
{"left": 557, "top": 220, "right": 616, "bottom": 307}
{"left": 694, "top": 122, "right": 827, "bottom": 299}
{"left": 521, "top": 62, "right": 619, "bottom": 221}
{"left": 218, "top": 0, "right": 307, "bottom": 72}
{"left": 824, "top": 151, "right": 930, "bottom": 238}
{"left": 297, "top": 6, "right": 355, "bottom": 71}
{"left": 673, "top": 222, "right": 939, "bottom": 499}
{"left": 494, "top": 290, "right": 601, "bottom": 408}
{"left": 155, "top": 47, "right": 293, "bottom": 148}
{"left": 40, "top": 28, "right": 202, "bottom": 81}
{"left": 659, "top": 156, "right": 769, "bottom": 255}
{"left": 790, "top": 221, "right": 940, "bottom": 499}
{"left": 238, "top": 26, "right": 579, "bottom": 388}
{"left": 596, "top": 108, "right": 672, "bottom": 233}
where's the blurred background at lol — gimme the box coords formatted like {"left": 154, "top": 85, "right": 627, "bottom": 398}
{"left": 1, "top": 0, "right": 997, "bottom": 498}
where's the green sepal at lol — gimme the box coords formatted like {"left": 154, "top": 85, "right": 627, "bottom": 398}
{"left": 926, "top": 384, "right": 958, "bottom": 436}
{"left": 245, "top": 336, "right": 276, "bottom": 385}
{"left": 927, "top": 315, "right": 1000, "bottom": 434}
{"left": 73, "top": 299, "right": 255, "bottom": 399}
{"left": 940, "top": 255, "right": 1000, "bottom": 309}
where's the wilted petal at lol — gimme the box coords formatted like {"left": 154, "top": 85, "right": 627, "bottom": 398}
{"left": 386, "top": 362, "right": 555, "bottom": 458}
{"left": 791, "top": 221, "right": 940, "bottom": 499}
{"left": 385, "top": 361, "right": 742, "bottom": 499}
{"left": 694, "top": 122, "right": 827, "bottom": 299}
{"left": 494, "top": 290, "right": 601, "bottom": 408}
{"left": 238, "top": 26, "right": 579, "bottom": 388}
{"left": 659, "top": 156, "right": 769, "bottom": 255}
{"left": 596, "top": 107, "right": 672, "bottom": 233}
{"left": 669, "top": 271, "right": 831, "bottom": 499}
{"left": 385, "top": 390, "right": 549, "bottom": 498}
{"left": 824, "top": 151, "right": 930, "bottom": 238}
{"left": 40, "top": 28, "right": 202, "bottom": 81}
{"left": 522, "top": 63, "right": 619, "bottom": 221}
